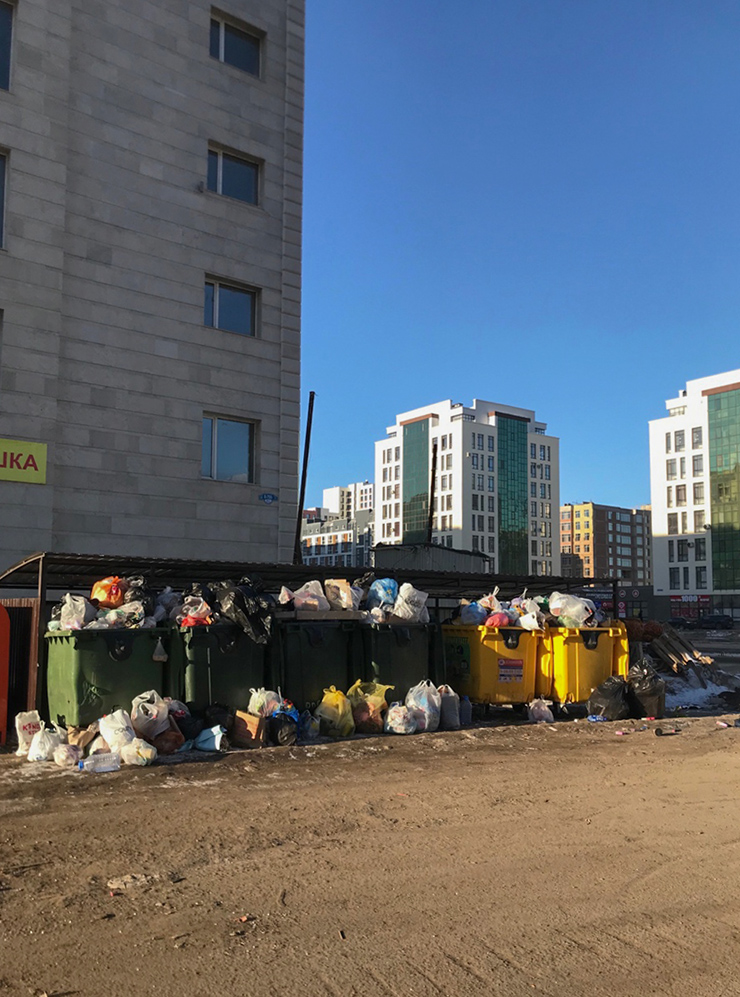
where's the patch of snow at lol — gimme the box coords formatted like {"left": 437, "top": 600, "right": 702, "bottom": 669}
{"left": 665, "top": 677, "right": 730, "bottom": 711}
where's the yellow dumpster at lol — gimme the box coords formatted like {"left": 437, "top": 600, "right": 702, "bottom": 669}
{"left": 539, "top": 623, "right": 629, "bottom": 705}
{"left": 442, "top": 625, "right": 541, "bottom": 705}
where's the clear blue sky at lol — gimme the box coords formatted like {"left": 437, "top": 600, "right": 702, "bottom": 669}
{"left": 301, "top": 0, "right": 740, "bottom": 509}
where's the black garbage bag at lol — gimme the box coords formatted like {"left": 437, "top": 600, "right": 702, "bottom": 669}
{"left": 189, "top": 581, "right": 216, "bottom": 608}
{"left": 268, "top": 714, "right": 298, "bottom": 747}
{"left": 587, "top": 676, "right": 634, "bottom": 721}
{"left": 211, "top": 576, "right": 274, "bottom": 645}
{"left": 352, "top": 572, "right": 376, "bottom": 608}
{"left": 124, "top": 575, "right": 155, "bottom": 616}
{"left": 628, "top": 660, "right": 666, "bottom": 719}
{"left": 176, "top": 715, "right": 205, "bottom": 741}
{"left": 205, "top": 703, "right": 234, "bottom": 733}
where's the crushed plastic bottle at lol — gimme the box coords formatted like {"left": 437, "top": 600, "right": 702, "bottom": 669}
{"left": 78, "top": 752, "right": 121, "bottom": 773}
{"left": 459, "top": 696, "right": 472, "bottom": 727}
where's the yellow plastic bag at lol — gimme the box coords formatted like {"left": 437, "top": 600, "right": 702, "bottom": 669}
{"left": 315, "top": 686, "right": 355, "bottom": 739}
{"left": 347, "top": 680, "right": 394, "bottom": 734}
{"left": 91, "top": 576, "right": 128, "bottom": 609}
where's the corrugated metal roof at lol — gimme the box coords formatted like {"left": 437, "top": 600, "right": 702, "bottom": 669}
{"left": 0, "top": 551, "right": 617, "bottom": 601}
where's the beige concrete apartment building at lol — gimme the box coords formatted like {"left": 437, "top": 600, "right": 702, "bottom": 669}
{"left": 0, "top": 0, "right": 304, "bottom": 570}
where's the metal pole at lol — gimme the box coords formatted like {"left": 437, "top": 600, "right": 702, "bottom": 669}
{"left": 293, "top": 391, "right": 316, "bottom": 565}
{"left": 427, "top": 439, "right": 438, "bottom": 543}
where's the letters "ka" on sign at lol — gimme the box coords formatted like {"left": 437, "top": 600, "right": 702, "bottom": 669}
{"left": 0, "top": 438, "right": 47, "bottom": 484}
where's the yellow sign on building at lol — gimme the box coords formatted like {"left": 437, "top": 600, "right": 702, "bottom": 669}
{"left": 0, "top": 438, "right": 47, "bottom": 484}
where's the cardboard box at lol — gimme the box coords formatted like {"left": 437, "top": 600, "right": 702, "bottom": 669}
{"left": 232, "top": 710, "right": 267, "bottom": 748}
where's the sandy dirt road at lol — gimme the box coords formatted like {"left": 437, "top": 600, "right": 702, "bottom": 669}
{"left": 2, "top": 715, "right": 740, "bottom": 997}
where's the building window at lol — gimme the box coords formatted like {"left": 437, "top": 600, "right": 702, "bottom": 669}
{"left": 692, "top": 454, "right": 703, "bottom": 476}
{"left": 530, "top": 482, "right": 536, "bottom": 497}
{"left": 692, "top": 426, "right": 702, "bottom": 449}
{"left": 472, "top": 454, "right": 479, "bottom": 469}
{"left": 677, "top": 540, "right": 688, "bottom": 562}
{"left": 683, "top": 566, "right": 690, "bottom": 589}
{"left": 202, "top": 416, "right": 255, "bottom": 483}
{"left": 207, "top": 147, "right": 259, "bottom": 205}
{"left": 488, "top": 516, "right": 495, "bottom": 532}
{"left": 694, "top": 482, "right": 704, "bottom": 504}
{"left": 674, "top": 430, "right": 685, "bottom": 452}
{"left": 488, "top": 476, "right": 494, "bottom": 492}
{"left": 488, "top": 496, "right": 495, "bottom": 513}
{"left": 667, "top": 513, "right": 678, "bottom": 535}
{"left": 478, "top": 515, "right": 484, "bottom": 532}
{"left": 666, "top": 487, "right": 673, "bottom": 508}
{"left": 530, "top": 463, "right": 537, "bottom": 478}
{"left": 487, "top": 456, "right": 494, "bottom": 472}
{"left": 666, "top": 459, "right": 677, "bottom": 480}
{"left": 696, "top": 566, "right": 707, "bottom": 589}
{"left": 668, "top": 540, "right": 674, "bottom": 562}
{"left": 210, "top": 14, "right": 261, "bottom": 76}
{"left": 472, "top": 494, "right": 479, "bottom": 511}
{"left": 204, "top": 278, "right": 257, "bottom": 336}
{"left": 675, "top": 485, "right": 687, "bottom": 507}
{"left": 478, "top": 474, "right": 484, "bottom": 491}
{"left": 665, "top": 432, "right": 671, "bottom": 453}
{"left": 681, "top": 511, "right": 688, "bottom": 534}
{"left": 488, "top": 536, "right": 495, "bottom": 552}
{"left": 488, "top": 436, "right": 494, "bottom": 451}
{"left": 530, "top": 443, "right": 536, "bottom": 458}
{"left": 531, "top": 501, "right": 537, "bottom": 517}
{"left": 544, "top": 465, "right": 550, "bottom": 480}
{"left": 695, "top": 537, "right": 706, "bottom": 561}
{"left": 694, "top": 509, "right": 705, "bottom": 532}
{"left": 477, "top": 434, "right": 484, "bottom": 450}
{"left": 680, "top": 457, "right": 686, "bottom": 479}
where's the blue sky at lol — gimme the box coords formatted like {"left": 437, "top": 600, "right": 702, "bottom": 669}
{"left": 300, "top": 0, "right": 740, "bottom": 509}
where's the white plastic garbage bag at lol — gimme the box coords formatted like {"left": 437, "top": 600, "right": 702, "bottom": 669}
{"left": 527, "top": 699, "right": 555, "bottom": 724}
{"left": 15, "top": 710, "right": 42, "bottom": 757}
{"left": 60, "top": 593, "right": 97, "bottom": 630}
{"left": 131, "top": 690, "right": 170, "bottom": 740}
{"left": 384, "top": 702, "right": 418, "bottom": 735}
{"left": 27, "top": 722, "right": 63, "bottom": 762}
{"left": 100, "top": 710, "right": 136, "bottom": 752}
{"left": 392, "top": 583, "right": 429, "bottom": 623}
{"left": 247, "top": 688, "right": 281, "bottom": 718}
{"left": 549, "top": 592, "right": 593, "bottom": 628}
{"left": 405, "top": 680, "right": 442, "bottom": 733}
{"left": 292, "top": 581, "right": 330, "bottom": 612}
{"left": 54, "top": 744, "right": 82, "bottom": 768}
{"left": 120, "top": 737, "right": 158, "bottom": 766}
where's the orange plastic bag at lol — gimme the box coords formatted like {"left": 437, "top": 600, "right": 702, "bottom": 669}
{"left": 91, "top": 575, "right": 128, "bottom": 609}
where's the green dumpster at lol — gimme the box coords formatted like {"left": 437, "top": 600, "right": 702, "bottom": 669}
{"left": 182, "top": 624, "right": 272, "bottom": 712}
{"left": 45, "top": 627, "right": 178, "bottom": 727}
{"left": 362, "top": 623, "right": 446, "bottom": 705}
{"left": 275, "top": 621, "right": 362, "bottom": 712}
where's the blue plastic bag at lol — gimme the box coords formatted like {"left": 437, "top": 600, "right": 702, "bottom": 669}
{"left": 460, "top": 602, "right": 488, "bottom": 625}
{"left": 194, "top": 725, "right": 227, "bottom": 751}
{"left": 367, "top": 578, "right": 398, "bottom": 612}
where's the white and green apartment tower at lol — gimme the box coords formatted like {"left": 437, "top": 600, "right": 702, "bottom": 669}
{"left": 373, "top": 399, "right": 561, "bottom": 576}
{"left": 649, "top": 368, "right": 740, "bottom": 619}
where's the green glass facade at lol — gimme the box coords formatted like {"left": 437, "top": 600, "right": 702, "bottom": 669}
{"left": 497, "top": 414, "right": 528, "bottom": 573}
{"left": 402, "top": 420, "right": 430, "bottom": 544}
{"left": 709, "top": 388, "right": 740, "bottom": 590}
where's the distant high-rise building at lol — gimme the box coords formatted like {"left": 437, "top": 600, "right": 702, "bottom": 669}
{"left": 374, "top": 399, "right": 560, "bottom": 576}
{"left": 649, "top": 369, "right": 740, "bottom": 620}
{"left": 300, "top": 510, "right": 373, "bottom": 568}
{"left": 560, "top": 503, "right": 652, "bottom": 583}
{"left": 322, "top": 482, "right": 374, "bottom": 520}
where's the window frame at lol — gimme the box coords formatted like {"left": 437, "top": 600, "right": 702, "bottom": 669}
{"left": 202, "top": 414, "right": 257, "bottom": 484}
{"left": 204, "top": 276, "right": 258, "bottom": 337}
{"left": 210, "top": 12, "right": 263, "bottom": 78}
{"left": 207, "top": 145, "right": 260, "bottom": 206}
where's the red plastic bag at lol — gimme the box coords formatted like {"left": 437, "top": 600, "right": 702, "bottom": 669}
{"left": 91, "top": 576, "right": 128, "bottom": 609}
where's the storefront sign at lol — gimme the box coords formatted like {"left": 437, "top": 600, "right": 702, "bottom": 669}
{"left": 0, "top": 439, "right": 47, "bottom": 484}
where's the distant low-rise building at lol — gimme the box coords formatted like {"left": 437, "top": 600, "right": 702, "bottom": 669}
{"left": 560, "top": 502, "right": 652, "bottom": 584}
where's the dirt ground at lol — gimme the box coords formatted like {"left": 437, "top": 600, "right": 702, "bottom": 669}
{"left": 2, "top": 714, "right": 740, "bottom": 997}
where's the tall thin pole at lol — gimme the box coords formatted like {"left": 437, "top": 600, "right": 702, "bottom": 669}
{"left": 426, "top": 439, "right": 438, "bottom": 543}
{"left": 293, "top": 390, "right": 316, "bottom": 565}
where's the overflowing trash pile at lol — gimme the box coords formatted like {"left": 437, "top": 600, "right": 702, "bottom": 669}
{"left": 279, "top": 575, "right": 429, "bottom": 623}
{"left": 14, "top": 672, "right": 473, "bottom": 772}
{"left": 449, "top": 589, "right": 608, "bottom": 630}
{"left": 48, "top": 575, "right": 274, "bottom": 641}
